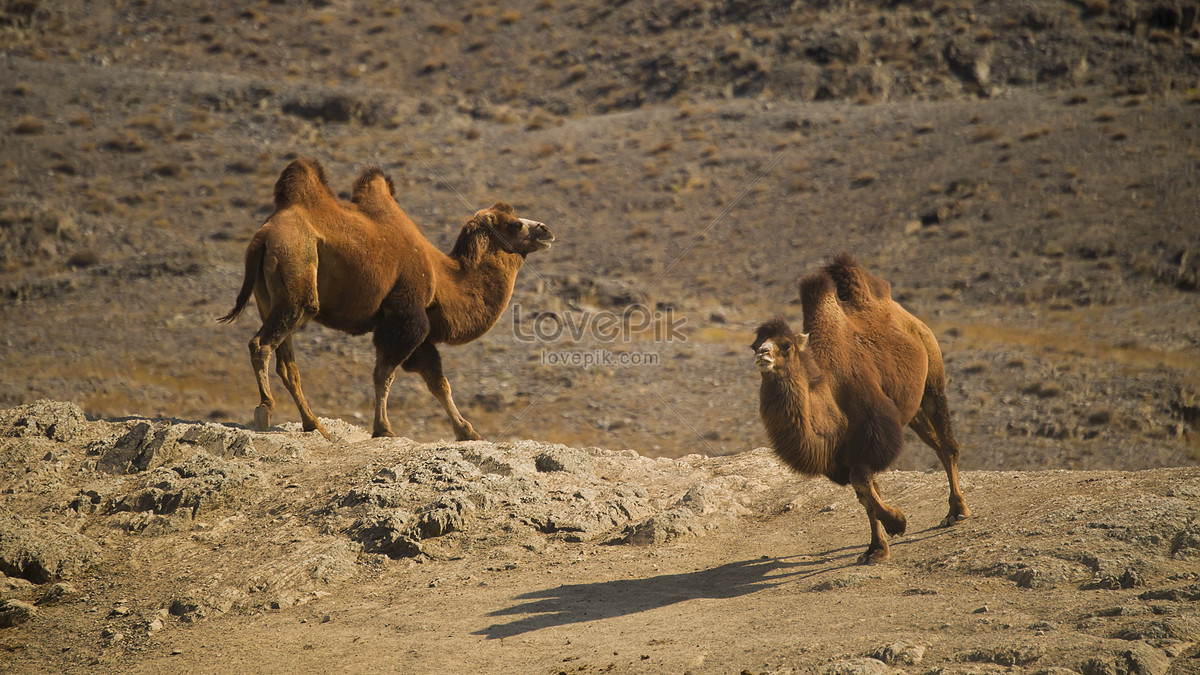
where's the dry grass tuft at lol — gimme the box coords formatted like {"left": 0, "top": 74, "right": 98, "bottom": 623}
{"left": 961, "top": 360, "right": 990, "bottom": 375}
{"left": 102, "top": 132, "right": 149, "bottom": 153}
{"left": 1020, "top": 126, "right": 1051, "bottom": 141}
{"left": 648, "top": 140, "right": 674, "bottom": 155}
{"left": 851, "top": 170, "right": 878, "bottom": 187}
{"left": 1023, "top": 380, "right": 1064, "bottom": 398}
{"left": 12, "top": 115, "right": 44, "bottom": 134}
{"left": 971, "top": 125, "right": 1002, "bottom": 143}
{"left": 428, "top": 20, "right": 462, "bottom": 37}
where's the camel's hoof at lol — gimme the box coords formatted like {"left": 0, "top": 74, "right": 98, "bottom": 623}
{"left": 304, "top": 422, "right": 332, "bottom": 440}
{"left": 857, "top": 547, "right": 889, "bottom": 565}
{"left": 457, "top": 430, "right": 484, "bottom": 441}
{"left": 940, "top": 511, "right": 970, "bottom": 528}
{"left": 253, "top": 406, "right": 271, "bottom": 431}
{"left": 883, "top": 514, "right": 907, "bottom": 537}
{"left": 372, "top": 429, "right": 396, "bottom": 438}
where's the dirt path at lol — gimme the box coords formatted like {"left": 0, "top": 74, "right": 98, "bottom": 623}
{"left": 2, "top": 404, "right": 1198, "bottom": 674}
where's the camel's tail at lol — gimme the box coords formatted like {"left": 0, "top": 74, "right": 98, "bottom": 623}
{"left": 822, "top": 252, "right": 891, "bottom": 308}
{"left": 217, "top": 227, "right": 268, "bottom": 325}
{"left": 273, "top": 156, "right": 335, "bottom": 211}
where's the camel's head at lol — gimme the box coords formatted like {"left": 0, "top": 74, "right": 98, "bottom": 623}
{"left": 474, "top": 202, "right": 554, "bottom": 257}
{"left": 751, "top": 316, "right": 809, "bottom": 376}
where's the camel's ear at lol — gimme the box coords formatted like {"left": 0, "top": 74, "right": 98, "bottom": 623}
{"left": 796, "top": 333, "right": 810, "bottom": 350}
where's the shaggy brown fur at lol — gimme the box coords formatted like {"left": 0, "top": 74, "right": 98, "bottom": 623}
{"left": 219, "top": 157, "right": 554, "bottom": 440}
{"left": 753, "top": 253, "right": 970, "bottom": 564}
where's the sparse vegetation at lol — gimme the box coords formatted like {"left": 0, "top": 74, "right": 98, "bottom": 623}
{"left": 12, "top": 115, "right": 43, "bottom": 134}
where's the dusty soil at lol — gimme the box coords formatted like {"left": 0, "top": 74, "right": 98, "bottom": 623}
{"left": 1, "top": 0, "right": 1200, "bottom": 672}
{"left": 2, "top": 401, "right": 1200, "bottom": 675}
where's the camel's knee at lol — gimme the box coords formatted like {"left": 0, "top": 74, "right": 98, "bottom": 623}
{"left": 248, "top": 338, "right": 272, "bottom": 365}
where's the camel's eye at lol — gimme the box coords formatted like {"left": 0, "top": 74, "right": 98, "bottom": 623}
{"left": 778, "top": 341, "right": 791, "bottom": 354}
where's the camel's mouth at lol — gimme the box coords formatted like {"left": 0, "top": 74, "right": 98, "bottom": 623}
{"left": 754, "top": 343, "right": 776, "bottom": 372}
{"left": 533, "top": 235, "right": 555, "bottom": 250}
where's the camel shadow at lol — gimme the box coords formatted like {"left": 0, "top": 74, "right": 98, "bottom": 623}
{"left": 476, "top": 554, "right": 847, "bottom": 640}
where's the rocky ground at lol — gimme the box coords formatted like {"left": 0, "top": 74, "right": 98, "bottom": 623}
{"left": 2, "top": 400, "right": 1200, "bottom": 674}
{"left": 2, "top": 0, "right": 1200, "bottom": 672}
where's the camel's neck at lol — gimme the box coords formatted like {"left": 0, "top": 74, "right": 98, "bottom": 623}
{"left": 429, "top": 249, "right": 526, "bottom": 345}
{"left": 759, "top": 373, "right": 843, "bottom": 478}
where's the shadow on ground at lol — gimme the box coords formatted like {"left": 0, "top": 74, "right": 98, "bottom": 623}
{"left": 476, "top": 552, "right": 852, "bottom": 639}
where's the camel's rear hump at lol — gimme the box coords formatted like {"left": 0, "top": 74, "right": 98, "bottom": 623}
{"left": 351, "top": 166, "right": 397, "bottom": 206}
{"left": 273, "top": 157, "right": 337, "bottom": 211}
{"left": 824, "top": 252, "right": 891, "bottom": 308}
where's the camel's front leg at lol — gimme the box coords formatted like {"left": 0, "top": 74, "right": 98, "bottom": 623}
{"left": 403, "top": 342, "right": 482, "bottom": 441}
{"left": 851, "top": 473, "right": 906, "bottom": 564}
{"left": 371, "top": 354, "right": 400, "bottom": 438}
{"left": 853, "top": 486, "right": 890, "bottom": 564}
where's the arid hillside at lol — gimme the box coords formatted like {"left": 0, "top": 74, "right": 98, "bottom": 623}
{"left": 2, "top": 0, "right": 1199, "bottom": 466}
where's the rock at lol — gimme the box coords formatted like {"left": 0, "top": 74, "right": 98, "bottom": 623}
{"left": 407, "top": 451, "right": 484, "bottom": 486}
{"left": 869, "top": 642, "right": 926, "bottom": 666}
{"left": 0, "top": 512, "right": 101, "bottom": 583}
{"left": 0, "top": 400, "right": 87, "bottom": 442}
{"left": 1081, "top": 644, "right": 1171, "bottom": 675}
{"left": 36, "top": 582, "right": 80, "bottom": 606}
{"left": 461, "top": 445, "right": 536, "bottom": 476}
{"left": 823, "top": 658, "right": 898, "bottom": 675}
{"left": 619, "top": 508, "right": 701, "bottom": 546}
{"left": 416, "top": 494, "right": 474, "bottom": 538}
{"left": 959, "top": 644, "right": 1045, "bottom": 666}
{"left": 1111, "top": 617, "right": 1199, "bottom": 641}
{"left": 168, "top": 596, "right": 207, "bottom": 623}
{"left": 1171, "top": 520, "right": 1200, "bottom": 557}
{"left": 988, "top": 556, "right": 1087, "bottom": 589}
{"left": 0, "top": 599, "right": 37, "bottom": 628}
{"left": 96, "top": 421, "right": 256, "bottom": 474}
{"left": 348, "top": 511, "right": 422, "bottom": 559}
{"left": 534, "top": 446, "right": 596, "bottom": 474}
{"left": 107, "top": 452, "right": 263, "bottom": 518}
{"left": 1137, "top": 584, "right": 1200, "bottom": 602}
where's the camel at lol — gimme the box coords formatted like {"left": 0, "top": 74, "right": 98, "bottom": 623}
{"left": 219, "top": 157, "right": 554, "bottom": 440}
{"left": 752, "top": 253, "right": 969, "bottom": 564}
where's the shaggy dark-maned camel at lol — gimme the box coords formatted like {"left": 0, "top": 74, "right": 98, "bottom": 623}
{"left": 219, "top": 157, "right": 554, "bottom": 440}
{"left": 752, "top": 253, "right": 970, "bottom": 563}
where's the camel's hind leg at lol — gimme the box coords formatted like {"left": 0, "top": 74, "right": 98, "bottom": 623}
{"left": 402, "top": 342, "right": 482, "bottom": 442}
{"left": 274, "top": 336, "right": 329, "bottom": 439}
{"left": 909, "top": 385, "right": 971, "bottom": 527}
{"left": 248, "top": 265, "right": 319, "bottom": 433}
{"left": 851, "top": 471, "right": 907, "bottom": 564}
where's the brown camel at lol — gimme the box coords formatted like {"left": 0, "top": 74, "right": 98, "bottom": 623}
{"left": 219, "top": 157, "right": 554, "bottom": 440}
{"left": 752, "top": 253, "right": 969, "bottom": 564}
